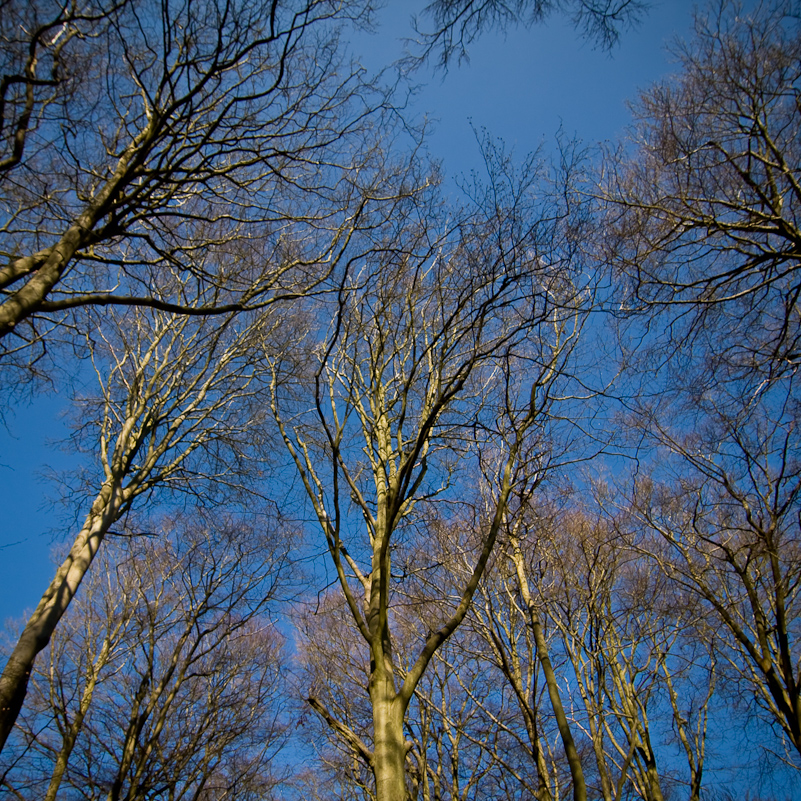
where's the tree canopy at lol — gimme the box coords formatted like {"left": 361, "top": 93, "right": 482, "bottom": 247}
{"left": 2, "top": 1, "right": 800, "bottom": 799}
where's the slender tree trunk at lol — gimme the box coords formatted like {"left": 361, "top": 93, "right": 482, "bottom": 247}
{"left": 44, "top": 639, "right": 110, "bottom": 801}
{"left": 0, "top": 482, "right": 122, "bottom": 753}
{"left": 639, "top": 735, "right": 665, "bottom": 801}
{"left": 522, "top": 682, "right": 554, "bottom": 801}
{"left": 488, "top": 624, "right": 554, "bottom": 801}
{"left": 529, "top": 611, "right": 588, "bottom": 801}
{"left": 107, "top": 670, "right": 151, "bottom": 801}
{"left": 509, "top": 539, "right": 587, "bottom": 801}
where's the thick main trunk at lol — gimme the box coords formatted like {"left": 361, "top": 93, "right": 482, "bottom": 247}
{"left": 372, "top": 683, "right": 407, "bottom": 801}
{"left": 0, "top": 487, "right": 120, "bottom": 754}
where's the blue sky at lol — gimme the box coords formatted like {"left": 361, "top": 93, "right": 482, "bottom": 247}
{"left": 0, "top": 0, "right": 696, "bottom": 630}
{"left": 358, "top": 1, "right": 697, "bottom": 173}
{"left": 5, "top": 2, "right": 800, "bottom": 793}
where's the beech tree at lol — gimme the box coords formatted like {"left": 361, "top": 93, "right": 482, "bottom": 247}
{"left": 402, "top": 636, "right": 500, "bottom": 801}
{"left": 603, "top": 0, "right": 801, "bottom": 769}
{"left": 297, "top": 491, "right": 724, "bottom": 801}
{"left": 0, "top": 297, "right": 275, "bottom": 752}
{"left": 295, "top": 544, "right": 529, "bottom": 801}
{"left": 0, "top": 0, "right": 406, "bottom": 367}
{"left": 607, "top": 0, "right": 801, "bottom": 387}
{"left": 400, "top": 525, "right": 554, "bottom": 801}
{"left": 462, "top": 545, "right": 565, "bottom": 801}
{"left": 268, "top": 142, "right": 595, "bottom": 800}
{"left": 408, "top": 496, "right": 715, "bottom": 801}
{"left": 0, "top": 513, "right": 290, "bottom": 801}
{"left": 620, "top": 409, "right": 801, "bottom": 765}
{"left": 537, "top": 507, "right": 712, "bottom": 801}
{"left": 294, "top": 594, "right": 376, "bottom": 801}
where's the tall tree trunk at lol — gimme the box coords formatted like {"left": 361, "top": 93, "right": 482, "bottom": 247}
{"left": 0, "top": 483, "right": 122, "bottom": 753}
{"left": 509, "top": 538, "right": 587, "bottom": 801}
{"left": 488, "top": 625, "right": 554, "bottom": 801}
{"left": 372, "top": 683, "right": 408, "bottom": 801}
{"left": 529, "top": 610, "right": 588, "bottom": 801}
{"left": 44, "top": 639, "right": 109, "bottom": 801}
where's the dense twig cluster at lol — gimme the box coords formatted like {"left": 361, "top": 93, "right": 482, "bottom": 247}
{"left": 1, "top": 1, "right": 799, "bottom": 800}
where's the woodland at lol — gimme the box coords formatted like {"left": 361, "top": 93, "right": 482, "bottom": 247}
{"left": 0, "top": 1, "right": 799, "bottom": 799}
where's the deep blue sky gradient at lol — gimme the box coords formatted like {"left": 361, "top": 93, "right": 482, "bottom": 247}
{"left": 4, "top": 2, "right": 800, "bottom": 793}
{"left": 1, "top": 0, "right": 697, "bottom": 622}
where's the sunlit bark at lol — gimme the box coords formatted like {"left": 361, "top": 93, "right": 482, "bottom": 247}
{"left": 269, "top": 142, "right": 592, "bottom": 799}
{"left": 0, "top": 303, "right": 272, "bottom": 752}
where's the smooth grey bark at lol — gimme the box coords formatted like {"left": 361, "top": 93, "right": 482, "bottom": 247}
{"left": 372, "top": 681, "right": 409, "bottom": 801}
{"left": 0, "top": 481, "right": 125, "bottom": 752}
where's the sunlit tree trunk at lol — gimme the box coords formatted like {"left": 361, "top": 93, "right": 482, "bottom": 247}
{"left": 44, "top": 621, "right": 120, "bottom": 801}
{"left": 0, "top": 304, "right": 271, "bottom": 755}
{"left": 509, "top": 532, "right": 587, "bottom": 801}
{"left": 372, "top": 687, "right": 409, "bottom": 801}
{"left": 0, "top": 481, "right": 124, "bottom": 751}
{"left": 0, "top": 525, "right": 288, "bottom": 800}
{"left": 270, "top": 136, "right": 591, "bottom": 799}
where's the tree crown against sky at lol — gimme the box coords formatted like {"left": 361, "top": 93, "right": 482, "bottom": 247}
{"left": 597, "top": 0, "right": 801, "bottom": 783}
{"left": 264, "top": 134, "right": 608, "bottom": 799}
{"left": 3, "top": 0, "right": 801, "bottom": 798}
{"left": 417, "top": 0, "right": 649, "bottom": 64}
{"left": 0, "top": 0, "right": 418, "bottom": 376}
{"left": 0, "top": 296, "right": 287, "bottom": 753}
{"left": 1, "top": 513, "right": 291, "bottom": 801}
{"left": 606, "top": 0, "right": 801, "bottom": 386}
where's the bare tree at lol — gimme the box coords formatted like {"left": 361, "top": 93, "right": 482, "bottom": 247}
{"left": 294, "top": 593, "right": 377, "bottom": 801}
{"left": 502, "top": 512, "right": 590, "bottom": 801}
{"left": 0, "top": 296, "right": 276, "bottom": 752}
{"left": 603, "top": 0, "right": 801, "bottom": 771}
{"left": 295, "top": 544, "right": 523, "bottom": 801}
{"left": 539, "top": 506, "right": 713, "bottom": 801}
{"left": 416, "top": 0, "right": 648, "bottom": 65}
{"left": 419, "top": 485, "right": 716, "bottom": 801}
{"left": 268, "top": 141, "right": 594, "bottom": 799}
{"left": 606, "top": 0, "right": 801, "bottom": 387}
{"left": 620, "top": 407, "right": 801, "bottom": 766}
{"left": 1, "top": 512, "right": 290, "bottom": 801}
{"left": 0, "top": 548, "right": 138, "bottom": 801}
{"left": 401, "top": 523, "right": 560, "bottom": 801}
{"left": 465, "top": 545, "right": 565, "bottom": 801}
{"left": 0, "top": 0, "right": 409, "bottom": 367}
